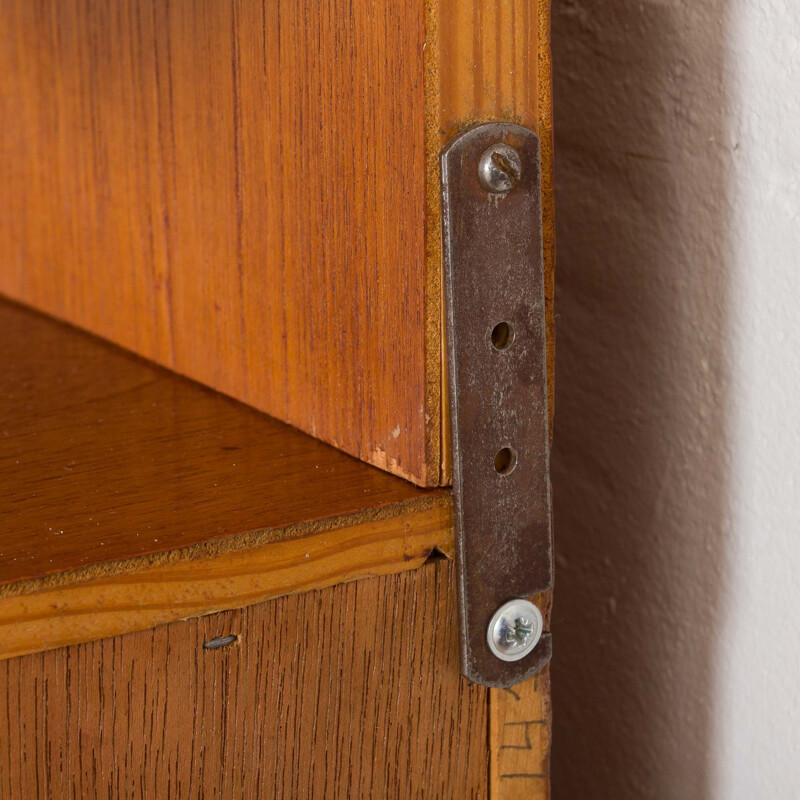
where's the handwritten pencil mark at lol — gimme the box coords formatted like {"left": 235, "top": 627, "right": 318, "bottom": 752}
{"left": 500, "top": 720, "right": 547, "bottom": 751}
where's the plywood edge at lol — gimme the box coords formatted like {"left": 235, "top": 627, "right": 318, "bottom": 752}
{"left": 537, "top": 0, "right": 557, "bottom": 443}
{"left": 424, "top": 0, "right": 556, "bottom": 485}
{"left": 423, "top": 0, "right": 445, "bottom": 489}
{"left": 0, "top": 498, "right": 454, "bottom": 661}
{"left": 0, "top": 492, "right": 449, "bottom": 600}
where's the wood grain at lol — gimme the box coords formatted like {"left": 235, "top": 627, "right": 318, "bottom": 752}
{"left": 0, "top": 3, "right": 556, "bottom": 789}
{"left": 490, "top": 668, "right": 553, "bottom": 800}
{"left": 0, "top": 558, "right": 489, "bottom": 799}
{"left": 0, "top": 298, "right": 446, "bottom": 591}
{"left": 0, "top": 0, "right": 435, "bottom": 485}
{"left": 0, "top": 502, "right": 451, "bottom": 661}
{"left": 0, "top": 0, "right": 554, "bottom": 488}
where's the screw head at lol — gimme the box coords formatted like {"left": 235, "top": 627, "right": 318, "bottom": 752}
{"left": 478, "top": 143, "right": 522, "bottom": 194}
{"left": 487, "top": 599, "right": 543, "bottom": 662}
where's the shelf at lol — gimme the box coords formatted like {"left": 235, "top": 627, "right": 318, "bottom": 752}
{"left": 0, "top": 299, "right": 451, "bottom": 658}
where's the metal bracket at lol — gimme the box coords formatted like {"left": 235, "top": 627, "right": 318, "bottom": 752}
{"left": 441, "top": 122, "right": 553, "bottom": 688}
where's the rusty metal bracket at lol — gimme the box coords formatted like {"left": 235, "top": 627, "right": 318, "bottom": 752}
{"left": 441, "top": 122, "right": 553, "bottom": 688}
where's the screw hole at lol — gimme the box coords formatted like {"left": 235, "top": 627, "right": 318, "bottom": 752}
{"left": 491, "top": 322, "right": 514, "bottom": 350}
{"left": 494, "top": 447, "right": 517, "bottom": 475}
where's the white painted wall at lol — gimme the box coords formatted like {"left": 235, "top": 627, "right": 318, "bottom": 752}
{"left": 550, "top": 1, "right": 800, "bottom": 797}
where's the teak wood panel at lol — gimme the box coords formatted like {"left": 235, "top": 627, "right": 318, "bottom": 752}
{"left": 0, "top": 5, "right": 556, "bottom": 791}
{"left": 0, "top": 0, "right": 554, "bottom": 487}
{"left": 0, "top": 559, "right": 491, "bottom": 799}
{"left": 0, "top": 0, "right": 433, "bottom": 485}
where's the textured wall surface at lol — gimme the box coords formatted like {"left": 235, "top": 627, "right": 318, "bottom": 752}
{"left": 550, "top": 0, "right": 800, "bottom": 797}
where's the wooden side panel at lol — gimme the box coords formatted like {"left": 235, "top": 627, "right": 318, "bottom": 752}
{"left": 0, "top": 0, "right": 554, "bottom": 488}
{"left": 0, "top": 560, "right": 489, "bottom": 798}
{"left": 0, "top": 0, "right": 434, "bottom": 485}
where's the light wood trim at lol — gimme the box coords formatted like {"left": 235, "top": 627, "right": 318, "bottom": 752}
{"left": 0, "top": 503, "right": 453, "bottom": 661}
{"left": 435, "top": 0, "right": 542, "bottom": 125}
{"left": 490, "top": 667, "right": 553, "bottom": 799}
{"left": 425, "top": 0, "right": 556, "bottom": 482}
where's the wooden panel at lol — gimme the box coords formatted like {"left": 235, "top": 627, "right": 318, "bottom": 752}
{"left": 0, "top": 0, "right": 435, "bottom": 485}
{"left": 0, "top": 559, "right": 490, "bottom": 799}
{"left": 0, "top": 299, "right": 446, "bottom": 591}
{"left": 0, "top": 3, "right": 556, "bottom": 790}
{"left": 0, "top": 0, "right": 555, "bottom": 488}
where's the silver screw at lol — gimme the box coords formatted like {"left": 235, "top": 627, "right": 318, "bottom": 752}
{"left": 478, "top": 143, "right": 522, "bottom": 194}
{"left": 502, "top": 616, "right": 534, "bottom": 646}
{"left": 487, "top": 599, "right": 542, "bottom": 662}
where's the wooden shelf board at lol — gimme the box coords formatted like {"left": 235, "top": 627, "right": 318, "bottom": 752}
{"left": 0, "top": 500, "right": 452, "bottom": 661}
{"left": 0, "top": 298, "right": 450, "bottom": 613}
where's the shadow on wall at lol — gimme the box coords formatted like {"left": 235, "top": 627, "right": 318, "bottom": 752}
{"left": 550, "top": 0, "right": 732, "bottom": 797}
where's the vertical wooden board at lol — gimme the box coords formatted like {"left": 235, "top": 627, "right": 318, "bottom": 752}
{"left": 0, "top": 559, "right": 490, "bottom": 798}
{"left": 425, "top": 0, "right": 556, "bottom": 481}
{"left": 490, "top": 669, "right": 553, "bottom": 799}
{"left": 489, "top": 588, "right": 553, "bottom": 799}
{"left": 0, "top": 0, "right": 434, "bottom": 485}
{"left": 425, "top": 3, "right": 557, "bottom": 790}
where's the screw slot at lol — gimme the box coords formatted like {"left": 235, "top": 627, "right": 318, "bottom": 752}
{"left": 478, "top": 143, "right": 522, "bottom": 194}
{"left": 491, "top": 322, "right": 514, "bottom": 350}
{"left": 494, "top": 447, "right": 517, "bottom": 475}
